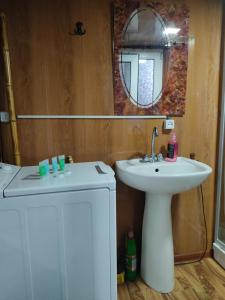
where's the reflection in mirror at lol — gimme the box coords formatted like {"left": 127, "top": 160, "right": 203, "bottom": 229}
{"left": 120, "top": 50, "right": 163, "bottom": 107}
{"left": 113, "top": 0, "right": 190, "bottom": 116}
{"left": 119, "top": 8, "right": 168, "bottom": 108}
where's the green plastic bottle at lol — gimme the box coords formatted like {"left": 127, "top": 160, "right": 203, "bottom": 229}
{"left": 125, "top": 230, "right": 137, "bottom": 281}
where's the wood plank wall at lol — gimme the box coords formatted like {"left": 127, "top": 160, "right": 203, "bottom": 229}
{"left": 0, "top": 0, "right": 222, "bottom": 260}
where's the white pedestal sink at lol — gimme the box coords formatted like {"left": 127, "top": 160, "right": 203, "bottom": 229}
{"left": 116, "top": 157, "right": 212, "bottom": 293}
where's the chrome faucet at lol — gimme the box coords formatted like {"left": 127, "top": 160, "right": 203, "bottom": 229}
{"left": 140, "top": 126, "right": 162, "bottom": 163}
{"left": 151, "top": 127, "right": 159, "bottom": 161}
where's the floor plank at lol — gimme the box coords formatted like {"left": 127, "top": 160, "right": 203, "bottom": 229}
{"left": 118, "top": 284, "right": 131, "bottom": 300}
{"left": 117, "top": 258, "right": 225, "bottom": 300}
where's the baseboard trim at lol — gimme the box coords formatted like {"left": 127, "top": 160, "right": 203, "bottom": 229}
{"left": 174, "top": 250, "right": 212, "bottom": 263}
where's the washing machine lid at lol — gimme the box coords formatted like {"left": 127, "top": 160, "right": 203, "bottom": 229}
{"left": 4, "top": 161, "right": 115, "bottom": 197}
{"left": 0, "top": 163, "right": 21, "bottom": 198}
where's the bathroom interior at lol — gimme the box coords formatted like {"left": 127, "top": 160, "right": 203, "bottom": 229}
{"left": 0, "top": 0, "right": 225, "bottom": 299}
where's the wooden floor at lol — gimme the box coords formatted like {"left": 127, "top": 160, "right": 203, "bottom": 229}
{"left": 117, "top": 258, "right": 225, "bottom": 300}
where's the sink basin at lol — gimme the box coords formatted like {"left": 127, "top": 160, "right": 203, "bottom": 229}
{"left": 116, "top": 157, "right": 212, "bottom": 194}
{"left": 116, "top": 157, "right": 212, "bottom": 293}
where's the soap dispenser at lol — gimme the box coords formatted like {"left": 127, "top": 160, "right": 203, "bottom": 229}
{"left": 165, "top": 132, "right": 178, "bottom": 162}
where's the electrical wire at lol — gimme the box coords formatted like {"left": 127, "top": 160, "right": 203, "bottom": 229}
{"left": 175, "top": 184, "right": 208, "bottom": 265}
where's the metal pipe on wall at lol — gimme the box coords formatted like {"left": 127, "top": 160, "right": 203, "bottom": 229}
{"left": 17, "top": 115, "right": 167, "bottom": 119}
{"left": 0, "top": 12, "right": 21, "bottom": 166}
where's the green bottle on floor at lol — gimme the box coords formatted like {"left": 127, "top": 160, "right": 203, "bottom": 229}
{"left": 125, "top": 230, "right": 137, "bottom": 281}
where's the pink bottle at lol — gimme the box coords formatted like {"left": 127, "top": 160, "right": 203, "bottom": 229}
{"left": 165, "top": 132, "right": 178, "bottom": 162}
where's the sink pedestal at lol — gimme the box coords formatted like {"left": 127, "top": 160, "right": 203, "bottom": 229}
{"left": 116, "top": 157, "right": 212, "bottom": 293}
{"left": 141, "top": 193, "right": 174, "bottom": 293}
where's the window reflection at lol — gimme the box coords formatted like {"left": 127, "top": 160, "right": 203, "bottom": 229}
{"left": 138, "top": 59, "right": 154, "bottom": 106}
{"left": 120, "top": 50, "right": 163, "bottom": 107}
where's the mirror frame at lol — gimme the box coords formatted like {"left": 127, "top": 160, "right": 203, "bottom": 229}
{"left": 113, "top": 0, "right": 190, "bottom": 116}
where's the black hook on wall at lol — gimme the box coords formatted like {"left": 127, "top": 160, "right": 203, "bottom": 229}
{"left": 69, "top": 22, "right": 86, "bottom": 36}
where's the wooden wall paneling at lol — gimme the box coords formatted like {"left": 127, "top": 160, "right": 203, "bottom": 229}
{"left": 74, "top": 0, "right": 114, "bottom": 115}
{"left": 0, "top": 49, "right": 7, "bottom": 110}
{"left": 0, "top": 0, "right": 222, "bottom": 260}
{"left": 171, "top": 0, "right": 222, "bottom": 256}
{"left": 1, "top": 123, "right": 14, "bottom": 163}
{"left": 3, "top": 0, "right": 114, "bottom": 116}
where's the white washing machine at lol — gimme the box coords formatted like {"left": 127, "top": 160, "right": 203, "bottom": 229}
{"left": 0, "top": 161, "right": 116, "bottom": 300}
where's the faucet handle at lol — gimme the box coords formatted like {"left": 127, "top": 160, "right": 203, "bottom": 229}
{"left": 157, "top": 153, "right": 164, "bottom": 161}
{"left": 140, "top": 154, "right": 154, "bottom": 163}
{"left": 143, "top": 154, "right": 153, "bottom": 162}
{"left": 142, "top": 154, "right": 149, "bottom": 162}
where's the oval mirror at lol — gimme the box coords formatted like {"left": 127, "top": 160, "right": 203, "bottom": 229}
{"left": 119, "top": 8, "right": 169, "bottom": 108}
